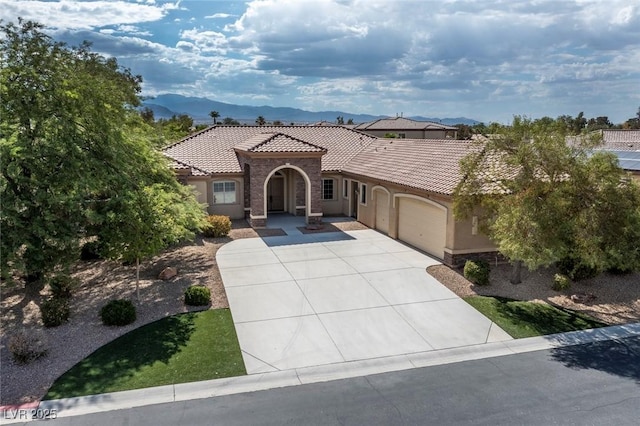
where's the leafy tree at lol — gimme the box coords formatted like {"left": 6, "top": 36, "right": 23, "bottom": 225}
{"left": 222, "top": 117, "right": 240, "bottom": 125}
{"left": 346, "top": 118, "right": 354, "bottom": 125}
{"left": 622, "top": 107, "right": 640, "bottom": 129}
{"left": 255, "top": 115, "right": 266, "bottom": 126}
{"left": 272, "top": 120, "right": 283, "bottom": 126}
{"left": 336, "top": 116, "right": 344, "bottom": 125}
{"left": 0, "top": 20, "right": 204, "bottom": 290}
{"left": 209, "top": 110, "right": 219, "bottom": 125}
{"left": 156, "top": 114, "right": 195, "bottom": 142}
{"left": 586, "top": 116, "right": 613, "bottom": 131}
{"left": 140, "top": 107, "right": 155, "bottom": 124}
{"left": 454, "top": 116, "right": 640, "bottom": 283}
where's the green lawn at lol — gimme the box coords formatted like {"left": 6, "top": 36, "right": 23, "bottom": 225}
{"left": 463, "top": 296, "right": 607, "bottom": 339}
{"left": 45, "top": 309, "right": 246, "bottom": 400}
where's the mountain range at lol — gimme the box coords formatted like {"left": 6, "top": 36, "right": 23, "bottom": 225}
{"left": 142, "top": 94, "right": 480, "bottom": 126}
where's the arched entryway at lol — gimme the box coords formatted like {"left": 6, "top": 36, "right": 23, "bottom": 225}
{"left": 263, "top": 165, "right": 312, "bottom": 222}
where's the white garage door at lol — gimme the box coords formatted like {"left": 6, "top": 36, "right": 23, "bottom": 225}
{"left": 374, "top": 190, "right": 390, "bottom": 234}
{"left": 398, "top": 197, "right": 446, "bottom": 259}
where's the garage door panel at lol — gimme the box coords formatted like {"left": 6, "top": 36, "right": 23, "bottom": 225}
{"left": 375, "top": 191, "right": 390, "bottom": 234}
{"left": 398, "top": 198, "right": 446, "bottom": 259}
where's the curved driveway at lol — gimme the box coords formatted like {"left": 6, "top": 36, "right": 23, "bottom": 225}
{"left": 217, "top": 227, "right": 511, "bottom": 374}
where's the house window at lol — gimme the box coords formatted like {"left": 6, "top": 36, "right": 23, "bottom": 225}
{"left": 398, "top": 133, "right": 406, "bottom": 139}
{"left": 343, "top": 179, "right": 349, "bottom": 199}
{"left": 322, "top": 179, "right": 335, "bottom": 200}
{"left": 213, "top": 181, "right": 236, "bottom": 204}
{"left": 360, "top": 184, "right": 367, "bottom": 205}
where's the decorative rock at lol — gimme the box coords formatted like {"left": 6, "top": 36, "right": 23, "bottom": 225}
{"left": 570, "top": 292, "right": 596, "bottom": 304}
{"left": 158, "top": 267, "right": 178, "bottom": 280}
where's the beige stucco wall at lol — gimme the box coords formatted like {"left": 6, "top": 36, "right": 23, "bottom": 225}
{"left": 320, "top": 173, "right": 345, "bottom": 215}
{"left": 186, "top": 175, "right": 245, "bottom": 219}
{"left": 343, "top": 175, "right": 497, "bottom": 256}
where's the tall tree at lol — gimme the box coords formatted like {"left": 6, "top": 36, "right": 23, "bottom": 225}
{"left": 0, "top": 20, "right": 204, "bottom": 288}
{"left": 454, "top": 116, "right": 640, "bottom": 283}
{"left": 255, "top": 115, "right": 266, "bottom": 126}
{"left": 209, "top": 110, "right": 219, "bottom": 125}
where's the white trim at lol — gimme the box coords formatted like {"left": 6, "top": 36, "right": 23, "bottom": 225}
{"left": 372, "top": 185, "right": 391, "bottom": 201}
{"left": 295, "top": 205, "right": 306, "bottom": 209}
{"left": 308, "top": 212, "right": 323, "bottom": 217}
{"left": 249, "top": 214, "right": 267, "bottom": 219}
{"left": 263, "top": 165, "right": 312, "bottom": 220}
{"left": 322, "top": 178, "right": 337, "bottom": 201}
{"left": 392, "top": 193, "right": 447, "bottom": 212}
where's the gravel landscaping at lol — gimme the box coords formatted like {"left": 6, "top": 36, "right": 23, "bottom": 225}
{"left": 428, "top": 263, "right": 640, "bottom": 325}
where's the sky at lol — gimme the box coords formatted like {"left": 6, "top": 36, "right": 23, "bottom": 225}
{"left": 1, "top": 0, "right": 639, "bottom": 123}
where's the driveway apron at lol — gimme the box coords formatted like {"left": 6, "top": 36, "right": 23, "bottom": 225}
{"left": 217, "top": 222, "right": 511, "bottom": 374}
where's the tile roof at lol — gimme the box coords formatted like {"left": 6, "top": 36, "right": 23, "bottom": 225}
{"left": 596, "top": 149, "right": 640, "bottom": 171}
{"left": 342, "top": 138, "right": 475, "bottom": 195}
{"left": 164, "top": 125, "right": 376, "bottom": 174}
{"left": 234, "top": 132, "right": 326, "bottom": 153}
{"left": 601, "top": 129, "right": 640, "bottom": 151}
{"left": 354, "top": 117, "right": 457, "bottom": 131}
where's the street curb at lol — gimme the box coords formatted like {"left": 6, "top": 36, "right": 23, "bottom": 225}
{"left": 3, "top": 322, "right": 639, "bottom": 423}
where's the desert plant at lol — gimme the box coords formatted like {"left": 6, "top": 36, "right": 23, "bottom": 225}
{"left": 101, "top": 299, "right": 136, "bottom": 326}
{"left": 184, "top": 285, "right": 211, "bottom": 306}
{"left": 463, "top": 259, "right": 491, "bottom": 286}
{"left": 41, "top": 298, "right": 70, "bottom": 327}
{"left": 552, "top": 273, "right": 571, "bottom": 291}
{"left": 48, "top": 274, "right": 78, "bottom": 299}
{"left": 202, "top": 215, "right": 232, "bottom": 238}
{"left": 8, "top": 329, "right": 48, "bottom": 364}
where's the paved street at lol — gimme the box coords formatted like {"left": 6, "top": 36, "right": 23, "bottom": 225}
{"left": 39, "top": 336, "right": 640, "bottom": 426}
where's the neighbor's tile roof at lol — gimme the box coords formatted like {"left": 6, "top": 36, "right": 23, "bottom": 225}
{"left": 234, "top": 132, "right": 326, "bottom": 153}
{"left": 601, "top": 129, "right": 640, "bottom": 150}
{"left": 354, "top": 117, "right": 457, "bottom": 131}
{"left": 342, "top": 138, "right": 475, "bottom": 195}
{"left": 164, "top": 125, "right": 376, "bottom": 174}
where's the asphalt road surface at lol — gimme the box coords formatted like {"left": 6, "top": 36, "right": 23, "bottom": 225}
{"left": 41, "top": 336, "right": 640, "bottom": 425}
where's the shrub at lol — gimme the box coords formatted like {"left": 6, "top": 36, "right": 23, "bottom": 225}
{"left": 557, "top": 257, "right": 600, "bottom": 281}
{"left": 552, "top": 273, "right": 571, "bottom": 291}
{"left": 80, "top": 240, "right": 103, "bottom": 261}
{"left": 463, "top": 259, "right": 490, "bottom": 286}
{"left": 184, "top": 285, "right": 211, "bottom": 306}
{"left": 48, "top": 274, "right": 78, "bottom": 299}
{"left": 101, "top": 299, "right": 136, "bottom": 326}
{"left": 8, "top": 329, "right": 48, "bottom": 364}
{"left": 41, "top": 298, "right": 70, "bottom": 327}
{"left": 202, "top": 215, "right": 232, "bottom": 238}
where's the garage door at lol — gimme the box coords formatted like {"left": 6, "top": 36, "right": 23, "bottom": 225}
{"left": 374, "top": 190, "right": 390, "bottom": 234}
{"left": 398, "top": 197, "right": 446, "bottom": 259}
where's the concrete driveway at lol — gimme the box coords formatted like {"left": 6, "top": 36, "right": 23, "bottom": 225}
{"left": 217, "top": 219, "right": 511, "bottom": 374}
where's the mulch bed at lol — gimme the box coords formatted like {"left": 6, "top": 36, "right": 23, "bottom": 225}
{"left": 256, "top": 228, "right": 287, "bottom": 237}
{"left": 297, "top": 224, "right": 342, "bottom": 234}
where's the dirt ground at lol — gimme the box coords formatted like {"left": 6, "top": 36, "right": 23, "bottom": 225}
{"left": 427, "top": 263, "right": 640, "bottom": 325}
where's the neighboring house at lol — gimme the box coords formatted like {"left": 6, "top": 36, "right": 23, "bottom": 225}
{"left": 594, "top": 129, "right": 640, "bottom": 180}
{"left": 354, "top": 117, "right": 458, "bottom": 139}
{"left": 164, "top": 125, "right": 495, "bottom": 266}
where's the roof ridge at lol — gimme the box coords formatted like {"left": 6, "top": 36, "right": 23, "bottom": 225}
{"left": 165, "top": 155, "right": 211, "bottom": 175}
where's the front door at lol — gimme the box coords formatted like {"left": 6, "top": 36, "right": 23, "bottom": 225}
{"left": 267, "top": 175, "right": 285, "bottom": 211}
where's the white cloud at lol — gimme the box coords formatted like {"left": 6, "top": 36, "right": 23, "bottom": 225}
{"left": 0, "top": 0, "right": 174, "bottom": 30}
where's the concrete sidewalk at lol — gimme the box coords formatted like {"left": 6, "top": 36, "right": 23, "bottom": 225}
{"left": 14, "top": 323, "right": 640, "bottom": 423}
{"left": 218, "top": 220, "right": 510, "bottom": 374}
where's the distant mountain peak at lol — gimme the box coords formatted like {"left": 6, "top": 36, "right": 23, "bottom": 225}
{"left": 142, "top": 94, "right": 480, "bottom": 126}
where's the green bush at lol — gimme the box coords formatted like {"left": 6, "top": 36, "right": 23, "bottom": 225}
{"left": 41, "top": 298, "right": 70, "bottom": 327}
{"left": 101, "top": 299, "right": 136, "bottom": 326}
{"left": 8, "top": 329, "right": 48, "bottom": 364}
{"left": 557, "top": 257, "right": 600, "bottom": 281}
{"left": 48, "top": 274, "right": 78, "bottom": 299}
{"left": 552, "top": 273, "right": 571, "bottom": 291}
{"left": 463, "top": 259, "right": 491, "bottom": 286}
{"left": 184, "top": 285, "right": 211, "bottom": 306}
{"left": 202, "top": 215, "right": 232, "bottom": 238}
